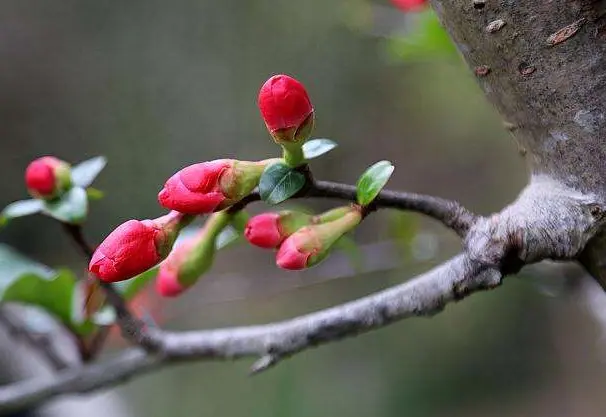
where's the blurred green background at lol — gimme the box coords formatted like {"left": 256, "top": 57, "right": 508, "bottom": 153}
{"left": 1, "top": 1, "right": 606, "bottom": 416}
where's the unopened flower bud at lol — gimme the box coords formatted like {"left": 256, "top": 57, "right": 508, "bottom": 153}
{"left": 258, "top": 74, "right": 314, "bottom": 144}
{"left": 158, "top": 159, "right": 275, "bottom": 214}
{"left": 276, "top": 207, "right": 362, "bottom": 270}
{"left": 245, "top": 210, "right": 312, "bottom": 249}
{"left": 156, "top": 212, "right": 231, "bottom": 297}
{"left": 392, "top": 0, "right": 427, "bottom": 12}
{"left": 25, "top": 156, "right": 72, "bottom": 200}
{"left": 89, "top": 211, "right": 193, "bottom": 282}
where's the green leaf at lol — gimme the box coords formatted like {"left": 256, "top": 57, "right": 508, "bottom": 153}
{"left": 302, "top": 138, "right": 338, "bottom": 160}
{"left": 42, "top": 187, "right": 88, "bottom": 224}
{"left": 259, "top": 162, "right": 306, "bottom": 205}
{"left": 215, "top": 225, "right": 241, "bottom": 250}
{"left": 86, "top": 187, "right": 105, "bottom": 200}
{"left": 385, "top": 10, "right": 457, "bottom": 62}
{"left": 0, "top": 244, "right": 54, "bottom": 278}
{"left": 115, "top": 267, "right": 159, "bottom": 301}
{"left": 0, "top": 199, "right": 43, "bottom": 226}
{"left": 0, "top": 244, "right": 92, "bottom": 334}
{"left": 71, "top": 156, "right": 107, "bottom": 188}
{"left": 356, "top": 160, "right": 394, "bottom": 206}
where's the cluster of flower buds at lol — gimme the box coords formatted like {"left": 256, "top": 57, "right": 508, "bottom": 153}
{"left": 391, "top": 0, "right": 427, "bottom": 12}
{"left": 88, "top": 73, "right": 316, "bottom": 288}
{"left": 18, "top": 71, "right": 370, "bottom": 306}
{"left": 25, "top": 156, "right": 72, "bottom": 200}
{"left": 84, "top": 72, "right": 361, "bottom": 297}
{"left": 245, "top": 206, "right": 362, "bottom": 270}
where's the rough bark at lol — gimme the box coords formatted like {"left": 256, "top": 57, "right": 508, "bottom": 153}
{"left": 430, "top": 0, "right": 606, "bottom": 281}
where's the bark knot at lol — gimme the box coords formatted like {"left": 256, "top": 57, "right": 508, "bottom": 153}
{"left": 464, "top": 176, "right": 606, "bottom": 272}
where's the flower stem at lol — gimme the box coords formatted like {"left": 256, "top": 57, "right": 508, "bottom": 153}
{"left": 282, "top": 143, "right": 305, "bottom": 167}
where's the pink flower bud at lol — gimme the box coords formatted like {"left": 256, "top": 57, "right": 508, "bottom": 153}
{"left": 156, "top": 240, "right": 196, "bottom": 297}
{"left": 276, "top": 229, "right": 321, "bottom": 270}
{"left": 258, "top": 74, "right": 314, "bottom": 143}
{"left": 158, "top": 159, "right": 270, "bottom": 214}
{"left": 89, "top": 211, "right": 192, "bottom": 282}
{"left": 156, "top": 271, "right": 185, "bottom": 297}
{"left": 391, "top": 0, "right": 427, "bottom": 12}
{"left": 276, "top": 207, "right": 362, "bottom": 270}
{"left": 156, "top": 212, "right": 230, "bottom": 297}
{"left": 245, "top": 210, "right": 313, "bottom": 249}
{"left": 24, "top": 156, "right": 72, "bottom": 199}
{"left": 245, "top": 213, "right": 282, "bottom": 249}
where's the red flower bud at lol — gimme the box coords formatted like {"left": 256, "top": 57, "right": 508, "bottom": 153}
{"left": 276, "top": 207, "right": 362, "bottom": 270}
{"left": 24, "top": 156, "right": 72, "bottom": 199}
{"left": 245, "top": 210, "right": 312, "bottom": 249}
{"left": 245, "top": 213, "right": 282, "bottom": 249}
{"left": 258, "top": 74, "right": 314, "bottom": 143}
{"left": 89, "top": 211, "right": 192, "bottom": 282}
{"left": 158, "top": 159, "right": 270, "bottom": 214}
{"left": 391, "top": 0, "right": 427, "bottom": 12}
{"left": 156, "top": 271, "right": 185, "bottom": 297}
{"left": 156, "top": 212, "right": 230, "bottom": 297}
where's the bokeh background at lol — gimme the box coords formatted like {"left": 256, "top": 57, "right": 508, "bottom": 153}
{"left": 1, "top": 1, "right": 605, "bottom": 416}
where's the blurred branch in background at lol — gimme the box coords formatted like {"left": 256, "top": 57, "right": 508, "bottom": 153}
{"left": 0, "top": 308, "right": 69, "bottom": 371}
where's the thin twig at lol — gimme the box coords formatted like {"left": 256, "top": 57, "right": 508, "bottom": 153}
{"left": 60, "top": 176, "right": 479, "bottom": 357}
{"left": 309, "top": 180, "right": 478, "bottom": 237}
{"left": 0, "top": 253, "right": 504, "bottom": 413}
{"left": 0, "top": 308, "right": 70, "bottom": 371}
{"left": 62, "top": 224, "right": 161, "bottom": 353}
{"left": 61, "top": 223, "right": 94, "bottom": 259}
{"left": 97, "top": 280, "right": 162, "bottom": 351}
{"left": 228, "top": 180, "right": 478, "bottom": 237}
{"left": 85, "top": 327, "right": 111, "bottom": 359}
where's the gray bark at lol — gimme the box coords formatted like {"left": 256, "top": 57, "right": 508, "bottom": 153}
{"left": 0, "top": 306, "right": 127, "bottom": 417}
{"left": 431, "top": 0, "right": 606, "bottom": 281}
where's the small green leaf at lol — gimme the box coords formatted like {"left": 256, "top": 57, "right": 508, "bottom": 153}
{"left": 302, "top": 138, "right": 338, "bottom": 160}
{"left": 86, "top": 187, "right": 105, "bottom": 201}
{"left": 42, "top": 187, "right": 88, "bottom": 224}
{"left": 356, "top": 160, "right": 394, "bottom": 206}
{"left": 92, "top": 307, "right": 116, "bottom": 326}
{"left": 0, "top": 199, "right": 43, "bottom": 226}
{"left": 215, "top": 226, "right": 241, "bottom": 250}
{"left": 115, "top": 267, "right": 159, "bottom": 301}
{"left": 0, "top": 244, "right": 92, "bottom": 334}
{"left": 71, "top": 156, "right": 107, "bottom": 188}
{"left": 259, "top": 162, "right": 306, "bottom": 205}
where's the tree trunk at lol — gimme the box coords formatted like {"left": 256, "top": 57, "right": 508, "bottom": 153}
{"left": 430, "top": 0, "right": 606, "bottom": 282}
